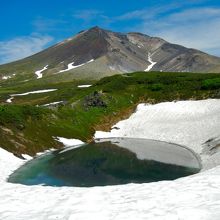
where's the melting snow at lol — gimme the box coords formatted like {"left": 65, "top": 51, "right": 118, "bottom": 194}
{"left": 11, "top": 89, "right": 57, "bottom": 97}
{"left": 95, "top": 99, "right": 220, "bottom": 169}
{"left": 59, "top": 59, "right": 94, "bottom": 73}
{"left": 109, "top": 65, "right": 116, "bottom": 71}
{"left": 42, "top": 101, "right": 64, "bottom": 107}
{"left": 55, "top": 136, "right": 84, "bottom": 147}
{"left": 6, "top": 97, "right": 14, "bottom": 103}
{"left": 77, "top": 85, "right": 92, "bottom": 88}
{"left": 1, "top": 144, "right": 220, "bottom": 219}
{"left": 6, "top": 89, "right": 57, "bottom": 103}
{"left": 145, "top": 53, "right": 157, "bottom": 72}
{"left": 55, "top": 137, "right": 85, "bottom": 154}
{"left": 35, "top": 65, "right": 48, "bottom": 79}
{"left": 1, "top": 99, "right": 220, "bottom": 219}
{"left": 2, "top": 76, "right": 12, "bottom": 80}
{"left": 2, "top": 74, "right": 16, "bottom": 80}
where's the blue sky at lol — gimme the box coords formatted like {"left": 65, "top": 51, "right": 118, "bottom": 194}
{"left": 0, "top": 0, "right": 220, "bottom": 64}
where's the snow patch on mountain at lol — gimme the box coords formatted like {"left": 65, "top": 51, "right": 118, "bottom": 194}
{"left": 35, "top": 65, "right": 48, "bottom": 79}
{"left": 6, "top": 89, "right": 57, "bottom": 103}
{"left": 6, "top": 97, "right": 14, "bottom": 103}
{"left": 42, "top": 101, "right": 64, "bottom": 107}
{"left": 2, "top": 76, "right": 12, "bottom": 80}
{"left": 59, "top": 59, "right": 94, "bottom": 73}
{"left": 11, "top": 89, "right": 57, "bottom": 97}
{"left": 77, "top": 85, "right": 92, "bottom": 88}
{"left": 109, "top": 65, "right": 116, "bottom": 71}
{"left": 145, "top": 53, "right": 157, "bottom": 72}
{"left": 2, "top": 73, "right": 16, "bottom": 80}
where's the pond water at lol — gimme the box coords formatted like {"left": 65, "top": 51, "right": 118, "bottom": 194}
{"left": 8, "top": 138, "right": 201, "bottom": 187}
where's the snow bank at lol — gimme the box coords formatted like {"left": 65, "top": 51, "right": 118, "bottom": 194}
{"left": 55, "top": 137, "right": 85, "bottom": 154}
{"left": 95, "top": 99, "right": 220, "bottom": 154}
{"left": 0, "top": 148, "right": 24, "bottom": 183}
{"left": 1, "top": 99, "right": 220, "bottom": 219}
{"left": 59, "top": 59, "right": 94, "bottom": 73}
{"left": 35, "top": 65, "right": 48, "bottom": 79}
{"left": 95, "top": 99, "right": 220, "bottom": 169}
{"left": 1, "top": 146, "right": 220, "bottom": 219}
{"left": 145, "top": 53, "right": 157, "bottom": 71}
{"left": 55, "top": 136, "right": 84, "bottom": 147}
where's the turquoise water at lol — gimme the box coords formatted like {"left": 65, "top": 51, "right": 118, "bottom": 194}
{"left": 8, "top": 138, "right": 201, "bottom": 187}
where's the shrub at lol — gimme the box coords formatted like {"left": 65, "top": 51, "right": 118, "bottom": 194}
{"left": 150, "top": 83, "right": 164, "bottom": 91}
{"left": 0, "top": 105, "right": 47, "bottom": 126}
{"left": 201, "top": 78, "right": 220, "bottom": 90}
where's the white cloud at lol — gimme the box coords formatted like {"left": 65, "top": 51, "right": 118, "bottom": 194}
{"left": 0, "top": 34, "right": 53, "bottom": 64}
{"left": 106, "top": 2, "right": 220, "bottom": 56}
{"left": 151, "top": 17, "right": 220, "bottom": 52}
{"left": 168, "top": 8, "right": 220, "bottom": 22}
{"left": 115, "top": 2, "right": 208, "bottom": 21}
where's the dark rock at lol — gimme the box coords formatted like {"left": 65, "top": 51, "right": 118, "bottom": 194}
{"left": 83, "top": 91, "right": 107, "bottom": 109}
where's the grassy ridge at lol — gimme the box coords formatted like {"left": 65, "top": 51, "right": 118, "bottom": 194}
{"left": 0, "top": 71, "right": 219, "bottom": 155}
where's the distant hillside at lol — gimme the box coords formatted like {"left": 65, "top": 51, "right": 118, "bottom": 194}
{"left": 0, "top": 26, "right": 220, "bottom": 83}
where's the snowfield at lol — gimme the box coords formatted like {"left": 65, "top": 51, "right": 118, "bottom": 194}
{"left": 1, "top": 99, "right": 220, "bottom": 220}
{"left": 95, "top": 99, "right": 220, "bottom": 170}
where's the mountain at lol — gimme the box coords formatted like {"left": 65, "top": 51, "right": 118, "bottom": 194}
{"left": 0, "top": 26, "right": 220, "bottom": 82}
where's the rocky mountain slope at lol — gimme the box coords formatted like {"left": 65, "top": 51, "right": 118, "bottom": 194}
{"left": 0, "top": 26, "right": 220, "bottom": 82}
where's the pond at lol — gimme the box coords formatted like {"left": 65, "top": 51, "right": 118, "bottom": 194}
{"left": 8, "top": 138, "right": 201, "bottom": 187}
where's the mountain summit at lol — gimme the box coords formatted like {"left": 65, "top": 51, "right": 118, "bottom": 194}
{"left": 1, "top": 26, "right": 220, "bottom": 81}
